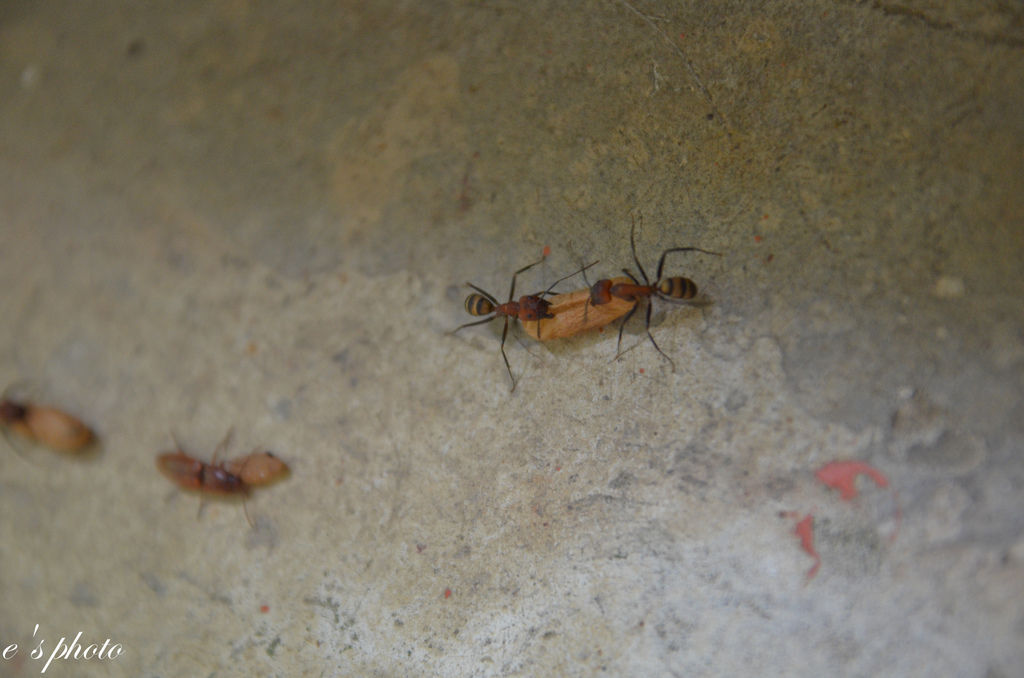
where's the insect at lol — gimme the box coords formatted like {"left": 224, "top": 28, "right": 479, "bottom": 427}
{"left": 519, "top": 276, "right": 637, "bottom": 341}
{"left": 589, "top": 216, "right": 721, "bottom": 370}
{"left": 451, "top": 254, "right": 596, "bottom": 390}
{"left": 156, "top": 428, "right": 288, "bottom": 525}
{"left": 0, "top": 392, "right": 95, "bottom": 454}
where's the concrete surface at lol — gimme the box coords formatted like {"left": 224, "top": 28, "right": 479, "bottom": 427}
{"left": 1, "top": 1, "right": 1022, "bottom": 676}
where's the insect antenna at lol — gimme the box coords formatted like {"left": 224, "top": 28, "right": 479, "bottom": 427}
{"left": 540, "top": 260, "right": 598, "bottom": 298}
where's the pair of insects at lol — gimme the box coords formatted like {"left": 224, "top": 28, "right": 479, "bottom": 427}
{"left": 452, "top": 219, "right": 720, "bottom": 389}
{"left": 156, "top": 428, "right": 289, "bottom": 526}
{"left": 1, "top": 390, "right": 287, "bottom": 526}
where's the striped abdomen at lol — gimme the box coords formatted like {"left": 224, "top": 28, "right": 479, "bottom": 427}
{"left": 657, "top": 277, "right": 698, "bottom": 300}
{"left": 464, "top": 294, "right": 496, "bottom": 316}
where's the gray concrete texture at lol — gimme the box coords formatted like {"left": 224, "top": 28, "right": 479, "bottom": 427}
{"left": 0, "top": 1, "right": 1021, "bottom": 676}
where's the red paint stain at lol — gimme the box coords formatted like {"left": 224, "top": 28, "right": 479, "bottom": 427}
{"left": 444, "top": 588, "right": 452, "bottom": 599}
{"left": 260, "top": 605, "right": 270, "bottom": 613}
{"left": 817, "top": 460, "right": 902, "bottom": 540}
{"left": 816, "top": 461, "right": 888, "bottom": 501}
{"left": 794, "top": 514, "right": 820, "bottom": 580}
{"left": 754, "top": 235, "right": 763, "bottom": 243}
{"left": 781, "top": 511, "right": 820, "bottom": 580}
{"left": 638, "top": 368, "right": 645, "bottom": 374}
{"left": 542, "top": 245, "right": 551, "bottom": 258}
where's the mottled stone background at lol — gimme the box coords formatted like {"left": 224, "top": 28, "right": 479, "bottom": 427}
{"left": 0, "top": 1, "right": 1021, "bottom": 676}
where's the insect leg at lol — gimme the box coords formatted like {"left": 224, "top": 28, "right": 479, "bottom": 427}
{"left": 655, "top": 246, "right": 722, "bottom": 281}
{"left": 643, "top": 300, "right": 676, "bottom": 371}
{"left": 499, "top": 316, "right": 516, "bottom": 391}
{"left": 614, "top": 303, "right": 639, "bottom": 358}
{"left": 508, "top": 255, "right": 547, "bottom": 301}
{"left": 465, "top": 283, "right": 499, "bottom": 306}
{"left": 450, "top": 315, "right": 496, "bottom": 335}
{"left": 212, "top": 427, "right": 234, "bottom": 465}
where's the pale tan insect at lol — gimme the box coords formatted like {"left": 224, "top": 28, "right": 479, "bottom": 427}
{"left": 0, "top": 398, "right": 95, "bottom": 453}
{"left": 519, "top": 276, "right": 636, "bottom": 341}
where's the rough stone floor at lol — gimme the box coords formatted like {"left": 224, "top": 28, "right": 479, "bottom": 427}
{"left": 0, "top": 2, "right": 1021, "bottom": 676}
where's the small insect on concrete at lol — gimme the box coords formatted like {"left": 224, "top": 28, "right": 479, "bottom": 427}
{"left": 450, "top": 252, "right": 596, "bottom": 391}
{"left": 0, "top": 386, "right": 95, "bottom": 454}
{"left": 156, "top": 428, "right": 289, "bottom": 526}
{"left": 589, "top": 216, "right": 721, "bottom": 370}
